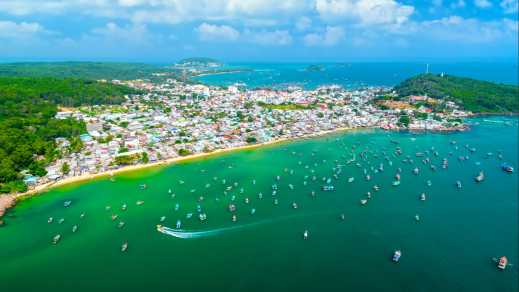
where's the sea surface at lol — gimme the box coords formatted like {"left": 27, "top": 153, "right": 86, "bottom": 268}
{"left": 1, "top": 116, "right": 518, "bottom": 292}
{"left": 195, "top": 62, "right": 519, "bottom": 89}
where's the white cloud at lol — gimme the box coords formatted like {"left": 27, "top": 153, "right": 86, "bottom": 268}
{"left": 246, "top": 29, "right": 293, "bottom": 45}
{"left": 296, "top": 16, "right": 313, "bottom": 31}
{"left": 315, "top": 0, "right": 414, "bottom": 26}
{"left": 500, "top": 0, "right": 518, "bottom": 13}
{"left": 451, "top": 0, "right": 466, "bottom": 8}
{"left": 304, "top": 26, "right": 345, "bottom": 46}
{"left": 474, "top": 0, "right": 492, "bottom": 8}
{"left": 0, "top": 20, "right": 47, "bottom": 38}
{"left": 196, "top": 23, "right": 240, "bottom": 41}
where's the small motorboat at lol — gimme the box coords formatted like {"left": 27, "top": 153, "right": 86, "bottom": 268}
{"left": 340, "top": 213, "right": 345, "bottom": 221}
{"left": 322, "top": 185, "right": 335, "bottom": 191}
{"left": 117, "top": 221, "right": 125, "bottom": 228}
{"left": 360, "top": 199, "right": 368, "bottom": 205}
{"left": 47, "top": 217, "right": 53, "bottom": 224}
{"left": 456, "top": 180, "right": 462, "bottom": 189}
{"left": 303, "top": 230, "right": 308, "bottom": 240}
{"left": 121, "top": 242, "right": 128, "bottom": 252}
{"left": 415, "top": 215, "right": 420, "bottom": 222}
{"left": 80, "top": 213, "right": 85, "bottom": 219}
{"left": 199, "top": 213, "right": 207, "bottom": 221}
{"left": 501, "top": 163, "right": 514, "bottom": 173}
{"left": 176, "top": 220, "right": 182, "bottom": 229}
{"left": 121, "top": 204, "right": 127, "bottom": 211}
{"left": 58, "top": 218, "right": 65, "bottom": 224}
{"left": 497, "top": 256, "right": 508, "bottom": 270}
{"left": 392, "top": 180, "right": 401, "bottom": 186}
{"left": 292, "top": 202, "right": 298, "bottom": 209}
{"left": 228, "top": 204, "right": 236, "bottom": 212}
{"left": 111, "top": 214, "right": 118, "bottom": 221}
{"left": 139, "top": 184, "right": 147, "bottom": 190}
{"left": 420, "top": 193, "right": 426, "bottom": 201}
{"left": 72, "top": 225, "right": 78, "bottom": 233}
{"left": 232, "top": 214, "right": 237, "bottom": 222}
{"left": 474, "top": 171, "right": 485, "bottom": 182}
{"left": 250, "top": 208, "right": 256, "bottom": 215}
{"left": 136, "top": 200, "right": 145, "bottom": 205}
{"left": 160, "top": 216, "right": 166, "bottom": 222}
{"left": 52, "top": 234, "right": 61, "bottom": 245}
{"left": 392, "top": 250, "right": 402, "bottom": 262}
{"left": 63, "top": 201, "right": 72, "bottom": 208}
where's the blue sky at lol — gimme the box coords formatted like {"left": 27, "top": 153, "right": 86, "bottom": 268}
{"left": 0, "top": 0, "right": 517, "bottom": 62}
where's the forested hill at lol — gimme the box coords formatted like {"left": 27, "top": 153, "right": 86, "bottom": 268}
{"left": 0, "top": 77, "right": 139, "bottom": 193}
{"left": 0, "top": 62, "right": 168, "bottom": 80}
{"left": 394, "top": 74, "right": 519, "bottom": 113}
{"left": 0, "top": 77, "right": 139, "bottom": 108}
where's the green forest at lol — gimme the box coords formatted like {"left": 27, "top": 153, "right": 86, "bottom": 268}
{"left": 0, "top": 62, "right": 170, "bottom": 81}
{"left": 394, "top": 74, "right": 519, "bottom": 113}
{"left": 0, "top": 77, "right": 137, "bottom": 193}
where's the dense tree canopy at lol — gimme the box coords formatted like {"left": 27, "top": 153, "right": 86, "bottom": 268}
{"left": 394, "top": 74, "right": 519, "bottom": 113}
{"left": 0, "top": 77, "right": 136, "bottom": 193}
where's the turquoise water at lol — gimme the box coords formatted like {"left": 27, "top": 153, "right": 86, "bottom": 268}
{"left": 1, "top": 117, "right": 517, "bottom": 291}
{"left": 195, "top": 62, "right": 519, "bottom": 89}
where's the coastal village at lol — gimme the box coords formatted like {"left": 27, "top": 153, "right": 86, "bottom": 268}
{"left": 18, "top": 78, "right": 469, "bottom": 196}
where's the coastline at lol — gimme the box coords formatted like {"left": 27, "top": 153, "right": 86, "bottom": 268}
{"left": 0, "top": 126, "right": 358, "bottom": 220}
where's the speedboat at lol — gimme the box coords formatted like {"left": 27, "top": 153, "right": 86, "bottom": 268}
{"left": 121, "top": 242, "right": 128, "bottom": 252}
{"left": 303, "top": 230, "right": 308, "bottom": 240}
{"left": 64, "top": 201, "right": 72, "bottom": 207}
{"left": 176, "top": 220, "right": 182, "bottom": 228}
{"left": 160, "top": 216, "right": 166, "bottom": 222}
{"left": 393, "top": 250, "right": 402, "bottom": 262}
{"left": 392, "top": 181, "right": 401, "bottom": 186}
{"left": 415, "top": 215, "right": 420, "bottom": 222}
{"left": 456, "top": 181, "right": 462, "bottom": 189}
{"left": 250, "top": 208, "right": 256, "bottom": 215}
{"left": 360, "top": 199, "right": 368, "bottom": 205}
{"left": 47, "top": 217, "right": 53, "bottom": 224}
{"left": 420, "top": 193, "right": 426, "bottom": 201}
{"left": 72, "top": 225, "right": 78, "bottom": 233}
{"left": 348, "top": 177, "right": 354, "bottom": 183}
{"left": 117, "top": 221, "right": 125, "bottom": 228}
{"left": 136, "top": 200, "right": 144, "bottom": 205}
{"left": 58, "top": 218, "right": 65, "bottom": 224}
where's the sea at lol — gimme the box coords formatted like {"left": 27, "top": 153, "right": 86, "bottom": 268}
{"left": 1, "top": 116, "right": 518, "bottom": 292}
{"left": 194, "top": 61, "right": 519, "bottom": 89}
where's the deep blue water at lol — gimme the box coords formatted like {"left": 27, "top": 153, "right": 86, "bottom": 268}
{"left": 195, "top": 62, "right": 518, "bottom": 89}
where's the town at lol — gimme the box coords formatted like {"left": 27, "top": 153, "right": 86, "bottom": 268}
{"left": 25, "top": 78, "right": 470, "bottom": 190}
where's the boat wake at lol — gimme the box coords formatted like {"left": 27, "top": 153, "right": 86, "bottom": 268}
{"left": 157, "top": 213, "right": 325, "bottom": 239}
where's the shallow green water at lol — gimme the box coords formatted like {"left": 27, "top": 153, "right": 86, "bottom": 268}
{"left": 1, "top": 117, "right": 518, "bottom": 292}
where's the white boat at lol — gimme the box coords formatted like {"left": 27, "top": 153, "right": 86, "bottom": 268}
{"left": 303, "top": 230, "right": 308, "bottom": 240}
{"left": 348, "top": 177, "right": 354, "bottom": 183}
{"left": 121, "top": 242, "right": 128, "bottom": 252}
{"left": 72, "top": 225, "right": 78, "bottom": 233}
{"left": 360, "top": 199, "right": 368, "bottom": 205}
{"left": 52, "top": 234, "right": 61, "bottom": 245}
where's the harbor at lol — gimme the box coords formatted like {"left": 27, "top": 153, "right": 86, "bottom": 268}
{"left": 0, "top": 116, "right": 517, "bottom": 292}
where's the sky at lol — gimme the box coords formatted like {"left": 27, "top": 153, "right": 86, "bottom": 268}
{"left": 0, "top": 0, "right": 517, "bottom": 62}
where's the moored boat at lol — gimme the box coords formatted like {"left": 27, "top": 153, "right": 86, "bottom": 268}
{"left": 392, "top": 250, "right": 402, "bottom": 262}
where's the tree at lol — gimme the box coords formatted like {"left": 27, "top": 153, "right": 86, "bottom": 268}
{"left": 61, "top": 162, "right": 70, "bottom": 175}
{"left": 141, "top": 152, "right": 149, "bottom": 163}
{"left": 246, "top": 136, "right": 257, "bottom": 144}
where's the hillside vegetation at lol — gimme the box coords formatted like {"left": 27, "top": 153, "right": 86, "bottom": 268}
{"left": 394, "top": 74, "right": 519, "bottom": 113}
{"left": 0, "top": 62, "right": 170, "bottom": 80}
{"left": 0, "top": 77, "right": 138, "bottom": 193}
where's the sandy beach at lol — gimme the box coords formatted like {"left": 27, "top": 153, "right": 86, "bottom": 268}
{"left": 0, "top": 126, "right": 357, "bottom": 219}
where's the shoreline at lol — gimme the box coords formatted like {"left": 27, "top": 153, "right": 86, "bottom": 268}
{"left": 0, "top": 126, "right": 358, "bottom": 220}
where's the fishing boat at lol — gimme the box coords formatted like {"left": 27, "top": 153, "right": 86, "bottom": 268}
{"left": 160, "top": 216, "right": 166, "bottom": 222}
{"left": 52, "top": 234, "right": 61, "bottom": 245}
{"left": 497, "top": 256, "right": 508, "bottom": 270}
{"left": 47, "top": 217, "right": 53, "bottom": 224}
{"left": 64, "top": 201, "right": 72, "bottom": 208}
{"left": 58, "top": 218, "right": 65, "bottom": 224}
{"left": 415, "top": 215, "right": 420, "bottom": 222}
{"left": 322, "top": 185, "right": 335, "bottom": 191}
{"left": 136, "top": 200, "right": 145, "bottom": 205}
{"left": 121, "top": 242, "right": 128, "bottom": 252}
{"left": 72, "top": 225, "right": 78, "bottom": 233}
{"left": 348, "top": 177, "right": 354, "bottom": 183}
{"left": 420, "top": 193, "right": 426, "bottom": 201}
{"left": 392, "top": 250, "right": 402, "bottom": 262}
{"left": 474, "top": 171, "right": 485, "bottom": 182}
{"left": 456, "top": 181, "right": 462, "bottom": 189}
{"left": 392, "top": 180, "right": 401, "bottom": 186}
{"left": 501, "top": 163, "right": 514, "bottom": 173}
{"left": 121, "top": 204, "right": 127, "bottom": 211}
{"left": 176, "top": 220, "right": 182, "bottom": 228}
{"left": 360, "top": 199, "right": 368, "bottom": 205}
{"left": 117, "top": 221, "right": 125, "bottom": 228}
{"left": 228, "top": 204, "right": 236, "bottom": 212}
{"left": 303, "top": 230, "right": 308, "bottom": 240}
